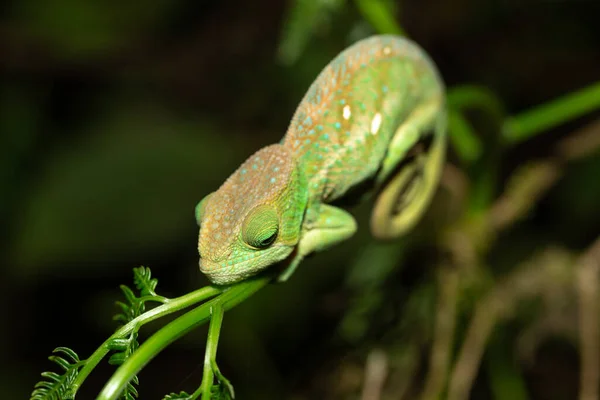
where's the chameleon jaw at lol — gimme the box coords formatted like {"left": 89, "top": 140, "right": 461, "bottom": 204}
{"left": 199, "top": 245, "right": 295, "bottom": 285}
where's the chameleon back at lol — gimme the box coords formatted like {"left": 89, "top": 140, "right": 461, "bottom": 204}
{"left": 282, "top": 35, "right": 444, "bottom": 204}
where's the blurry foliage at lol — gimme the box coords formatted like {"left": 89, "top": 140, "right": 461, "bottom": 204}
{"left": 0, "top": 0, "right": 598, "bottom": 399}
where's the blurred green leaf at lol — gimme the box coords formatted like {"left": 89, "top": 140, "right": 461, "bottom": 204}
{"left": 277, "top": 0, "right": 346, "bottom": 65}
{"left": 503, "top": 81, "right": 600, "bottom": 145}
{"left": 354, "top": 0, "right": 404, "bottom": 35}
{"left": 448, "top": 108, "right": 483, "bottom": 163}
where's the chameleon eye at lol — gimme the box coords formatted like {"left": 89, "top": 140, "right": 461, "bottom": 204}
{"left": 242, "top": 204, "right": 279, "bottom": 249}
{"left": 195, "top": 193, "right": 213, "bottom": 227}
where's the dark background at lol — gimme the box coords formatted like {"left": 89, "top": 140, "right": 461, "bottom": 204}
{"left": 2, "top": 0, "right": 599, "bottom": 399}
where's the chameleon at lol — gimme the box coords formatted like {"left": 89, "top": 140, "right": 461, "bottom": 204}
{"left": 196, "top": 34, "right": 446, "bottom": 285}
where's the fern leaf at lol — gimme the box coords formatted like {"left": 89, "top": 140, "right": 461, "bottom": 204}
{"left": 31, "top": 347, "right": 83, "bottom": 400}
{"left": 133, "top": 266, "right": 158, "bottom": 297}
{"left": 211, "top": 383, "right": 234, "bottom": 400}
{"left": 110, "top": 267, "right": 165, "bottom": 400}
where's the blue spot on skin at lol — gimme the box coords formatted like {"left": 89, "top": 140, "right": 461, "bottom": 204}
{"left": 252, "top": 164, "right": 257, "bottom": 170}
{"left": 317, "top": 125, "right": 324, "bottom": 131}
{"left": 304, "top": 116, "right": 312, "bottom": 125}
{"left": 323, "top": 134, "right": 330, "bottom": 140}
{"left": 316, "top": 95, "right": 321, "bottom": 103}
{"left": 314, "top": 143, "right": 320, "bottom": 148}
{"left": 270, "top": 177, "right": 276, "bottom": 183}
{"left": 334, "top": 122, "right": 341, "bottom": 129}
{"left": 340, "top": 99, "right": 346, "bottom": 105}
{"left": 295, "top": 139, "right": 300, "bottom": 146}
{"left": 317, "top": 154, "right": 323, "bottom": 160}
{"left": 305, "top": 139, "right": 310, "bottom": 144}
{"left": 326, "top": 218, "right": 332, "bottom": 224}
{"left": 274, "top": 166, "right": 279, "bottom": 172}
{"left": 382, "top": 85, "right": 389, "bottom": 93}
{"left": 346, "top": 131, "right": 351, "bottom": 136}
{"left": 241, "top": 169, "right": 247, "bottom": 174}
{"left": 309, "top": 129, "right": 315, "bottom": 135}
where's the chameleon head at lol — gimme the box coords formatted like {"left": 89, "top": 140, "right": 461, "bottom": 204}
{"left": 196, "top": 144, "right": 308, "bottom": 285}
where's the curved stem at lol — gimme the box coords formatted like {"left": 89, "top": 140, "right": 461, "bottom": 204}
{"left": 96, "top": 276, "right": 270, "bottom": 400}
{"left": 69, "top": 285, "right": 222, "bottom": 395}
{"left": 447, "top": 85, "right": 505, "bottom": 123}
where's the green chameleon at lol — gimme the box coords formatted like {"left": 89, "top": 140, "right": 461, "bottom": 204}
{"left": 196, "top": 35, "right": 446, "bottom": 285}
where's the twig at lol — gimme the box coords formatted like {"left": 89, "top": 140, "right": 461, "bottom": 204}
{"left": 577, "top": 236, "right": 600, "bottom": 400}
{"left": 556, "top": 118, "right": 600, "bottom": 161}
{"left": 489, "top": 160, "right": 561, "bottom": 231}
{"left": 447, "top": 250, "right": 572, "bottom": 400}
{"left": 361, "top": 349, "right": 389, "bottom": 400}
{"left": 421, "top": 267, "right": 459, "bottom": 400}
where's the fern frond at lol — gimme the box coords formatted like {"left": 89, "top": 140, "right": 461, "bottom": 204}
{"left": 31, "top": 347, "right": 83, "bottom": 400}
{"left": 110, "top": 266, "right": 167, "bottom": 399}
{"left": 133, "top": 266, "right": 158, "bottom": 297}
{"left": 211, "top": 382, "right": 234, "bottom": 400}
{"left": 113, "top": 266, "right": 165, "bottom": 325}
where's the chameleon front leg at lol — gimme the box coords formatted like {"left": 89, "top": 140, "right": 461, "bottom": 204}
{"left": 277, "top": 204, "right": 357, "bottom": 282}
{"left": 371, "top": 98, "right": 446, "bottom": 239}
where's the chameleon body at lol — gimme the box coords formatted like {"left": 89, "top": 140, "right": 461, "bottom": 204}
{"left": 196, "top": 35, "right": 446, "bottom": 285}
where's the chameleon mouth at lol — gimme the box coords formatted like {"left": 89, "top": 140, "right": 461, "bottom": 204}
{"left": 199, "top": 258, "right": 251, "bottom": 285}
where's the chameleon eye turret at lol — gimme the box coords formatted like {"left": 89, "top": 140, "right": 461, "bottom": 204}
{"left": 197, "top": 35, "right": 446, "bottom": 284}
{"left": 242, "top": 204, "right": 279, "bottom": 249}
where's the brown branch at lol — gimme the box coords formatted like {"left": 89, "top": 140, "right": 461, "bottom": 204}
{"left": 361, "top": 349, "right": 388, "bottom": 400}
{"left": 447, "top": 248, "right": 574, "bottom": 400}
{"left": 577, "top": 236, "right": 600, "bottom": 400}
{"left": 556, "top": 118, "right": 600, "bottom": 161}
{"left": 421, "top": 267, "right": 460, "bottom": 400}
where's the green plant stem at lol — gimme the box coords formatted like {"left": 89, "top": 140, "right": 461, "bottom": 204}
{"left": 447, "top": 85, "right": 505, "bottom": 123}
{"left": 446, "top": 85, "right": 505, "bottom": 167}
{"left": 69, "top": 285, "right": 222, "bottom": 396}
{"left": 503, "top": 81, "right": 600, "bottom": 144}
{"left": 96, "top": 276, "right": 270, "bottom": 400}
{"left": 448, "top": 109, "right": 483, "bottom": 163}
{"left": 198, "top": 304, "right": 225, "bottom": 400}
{"left": 354, "top": 0, "right": 405, "bottom": 35}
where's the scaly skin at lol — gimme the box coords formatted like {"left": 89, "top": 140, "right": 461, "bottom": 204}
{"left": 196, "top": 35, "right": 447, "bottom": 285}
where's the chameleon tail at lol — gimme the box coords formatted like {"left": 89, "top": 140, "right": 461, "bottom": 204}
{"left": 370, "top": 107, "right": 447, "bottom": 240}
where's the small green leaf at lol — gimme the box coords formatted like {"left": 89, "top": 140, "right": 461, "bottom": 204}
{"left": 133, "top": 266, "right": 158, "bottom": 297}
{"left": 31, "top": 347, "right": 82, "bottom": 400}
